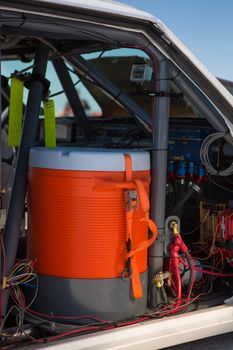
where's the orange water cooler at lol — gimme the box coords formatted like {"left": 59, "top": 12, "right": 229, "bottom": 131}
{"left": 27, "top": 147, "right": 153, "bottom": 321}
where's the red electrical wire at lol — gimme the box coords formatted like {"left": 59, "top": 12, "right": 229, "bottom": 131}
{"left": 10, "top": 283, "right": 153, "bottom": 344}
{"left": 193, "top": 267, "right": 233, "bottom": 277}
{"left": 9, "top": 288, "right": 109, "bottom": 324}
{"left": 28, "top": 309, "right": 109, "bottom": 323}
{"left": 34, "top": 316, "right": 154, "bottom": 344}
{"left": 179, "top": 257, "right": 233, "bottom": 277}
{"left": 169, "top": 233, "right": 190, "bottom": 310}
{"left": 9, "top": 277, "right": 203, "bottom": 344}
{"left": 32, "top": 326, "right": 109, "bottom": 344}
{"left": 0, "top": 235, "right": 6, "bottom": 326}
{"left": 186, "top": 253, "right": 197, "bottom": 302}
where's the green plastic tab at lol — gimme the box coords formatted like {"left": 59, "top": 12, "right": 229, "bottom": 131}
{"left": 8, "top": 77, "right": 24, "bottom": 147}
{"left": 43, "top": 100, "right": 56, "bottom": 148}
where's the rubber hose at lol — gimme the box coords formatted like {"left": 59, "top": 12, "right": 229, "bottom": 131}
{"left": 171, "top": 185, "right": 199, "bottom": 216}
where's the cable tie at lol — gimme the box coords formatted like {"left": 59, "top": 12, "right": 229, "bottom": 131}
{"left": 2, "top": 276, "right": 7, "bottom": 290}
{"left": 113, "top": 90, "right": 122, "bottom": 102}
{"left": 24, "top": 73, "right": 50, "bottom": 97}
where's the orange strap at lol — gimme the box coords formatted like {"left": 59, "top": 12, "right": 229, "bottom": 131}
{"left": 125, "top": 154, "right": 132, "bottom": 182}
{"left": 93, "top": 155, "right": 158, "bottom": 299}
{"left": 124, "top": 154, "right": 158, "bottom": 299}
{"left": 124, "top": 154, "right": 142, "bottom": 298}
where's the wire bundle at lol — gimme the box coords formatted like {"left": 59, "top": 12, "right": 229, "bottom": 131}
{"left": 5, "top": 260, "right": 37, "bottom": 290}
{"left": 1, "top": 218, "right": 233, "bottom": 344}
{"left": 0, "top": 258, "right": 38, "bottom": 340}
{"left": 200, "top": 132, "right": 233, "bottom": 176}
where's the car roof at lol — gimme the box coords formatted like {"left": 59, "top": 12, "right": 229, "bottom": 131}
{"left": 32, "top": 0, "right": 156, "bottom": 21}
{"left": 2, "top": 0, "right": 233, "bottom": 132}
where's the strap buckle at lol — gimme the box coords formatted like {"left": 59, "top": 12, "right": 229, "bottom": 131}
{"left": 124, "top": 190, "right": 139, "bottom": 211}
{"left": 121, "top": 257, "right": 133, "bottom": 281}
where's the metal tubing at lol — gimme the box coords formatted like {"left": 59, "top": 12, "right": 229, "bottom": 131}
{"left": 1, "top": 107, "right": 8, "bottom": 128}
{"left": 67, "top": 55, "right": 152, "bottom": 132}
{"left": 171, "top": 68, "right": 233, "bottom": 156}
{"left": 0, "top": 40, "right": 2, "bottom": 286}
{"left": 171, "top": 184, "right": 200, "bottom": 217}
{"left": 172, "top": 67, "right": 228, "bottom": 132}
{"left": 148, "top": 43, "right": 228, "bottom": 132}
{"left": 53, "top": 58, "right": 93, "bottom": 140}
{"left": 0, "top": 41, "right": 2, "bottom": 194}
{"left": 149, "top": 59, "right": 171, "bottom": 277}
{"left": 4, "top": 43, "right": 49, "bottom": 275}
{"left": 148, "top": 62, "right": 227, "bottom": 278}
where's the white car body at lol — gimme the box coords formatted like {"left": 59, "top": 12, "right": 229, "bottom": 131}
{"left": 1, "top": 1, "right": 233, "bottom": 349}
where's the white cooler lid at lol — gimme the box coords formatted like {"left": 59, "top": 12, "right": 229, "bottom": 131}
{"left": 29, "top": 147, "right": 150, "bottom": 171}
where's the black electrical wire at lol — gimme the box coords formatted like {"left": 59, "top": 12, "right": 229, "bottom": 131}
{"left": 9, "top": 13, "right": 118, "bottom": 46}
{"left": 209, "top": 175, "right": 233, "bottom": 194}
{"left": 6, "top": 34, "right": 111, "bottom": 81}
{"left": 49, "top": 50, "right": 106, "bottom": 98}
{"left": 161, "top": 285, "right": 168, "bottom": 305}
{"left": 170, "top": 184, "right": 200, "bottom": 216}
{"left": 186, "top": 253, "right": 195, "bottom": 298}
{"left": 148, "top": 278, "right": 169, "bottom": 309}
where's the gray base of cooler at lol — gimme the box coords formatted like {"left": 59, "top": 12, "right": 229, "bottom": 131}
{"left": 27, "top": 271, "right": 148, "bottom": 323}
